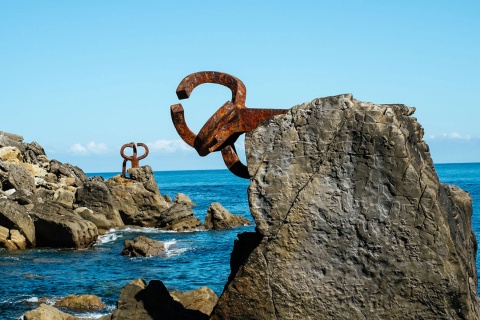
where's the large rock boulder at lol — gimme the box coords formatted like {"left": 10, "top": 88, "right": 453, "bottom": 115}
{"left": 75, "top": 180, "right": 124, "bottom": 232}
{"left": 109, "top": 278, "right": 207, "bottom": 320}
{"left": 157, "top": 203, "right": 202, "bottom": 231}
{"left": 23, "top": 303, "right": 86, "bottom": 320}
{"left": 55, "top": 294, "right": 105, "bottom": 310}
{"left": 0, "top": 198, "right": 35, "bottom": 247}
{"left": 105, "top": 166, "right": 170, "bottom": 227}
{"left": 31, "top": 202, "right": 98, "bottom": 248}
{"left": 170, "top": 287, "right": 218, "bottom": 317}
{"left": 121, "top": 235, "right": 165, "bottom": 257}
{"left": 211, "top": 94, "right": 480, "bottom": 319}
{"left": 204, "top": 202, "right": 251, "bottom": 230}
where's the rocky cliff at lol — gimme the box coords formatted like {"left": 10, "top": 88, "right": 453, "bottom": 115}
{"left": 0, "top": 132, "right": 202, "bottom": 249}
{"left": 211, "top": 94, "right": 480, "bottom": 319}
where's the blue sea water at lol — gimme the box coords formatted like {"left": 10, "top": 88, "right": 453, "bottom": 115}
{"left": 0, "top": 165, "right": 479, "bottom": 319}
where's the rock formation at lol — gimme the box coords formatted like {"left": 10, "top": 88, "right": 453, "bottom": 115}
{"left": 105, "top": 278, "right": 210, "bottom": 320}
{"left": 55, "top": 294, "right": 105, "bottom": 310}
{"left": 105, "top": 166, "right": 170, "bottom": 227}
{"left": 204, "top": 202, "right": 251, "bottom": 230}
{"left": 121, "top": 235, "right": 165, "bottom": 257}
{"left": 210, "top": 94, "right": 480, "bottom": 319}
{"left": 0, "top": 131, "right": 204, "bottom": 249}
{"left": 23, "top": 303, "right": 86, "bottom": 320}
{"left": 170, "top": 286, "right": 218, "bottom": 317}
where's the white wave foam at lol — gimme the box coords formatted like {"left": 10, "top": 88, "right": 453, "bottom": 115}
{"left": 163, "top": 239, "right": 189, "bottom": 257}
{"left": 95, "top": 232, "right": 120, "bottom": 245}
{"left": 25, "top": 297, "right": 38, "bottom": 303}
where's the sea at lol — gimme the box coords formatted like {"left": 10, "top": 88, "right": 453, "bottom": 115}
{"left": 0, "top": 164, "right": 479, "bottom": 319}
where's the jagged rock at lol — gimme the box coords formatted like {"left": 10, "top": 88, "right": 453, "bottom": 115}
{"left": 121, "top": 235, "right": 165, "bottom": 257}
{"left": 164, "top": 194, "right": 173, "bottom": 204}
{"left": 105, "top": 166, "right": 170, "bottom": 227}
{"left": 204, "top": 202, "right": 251, "bottom": 230}
{"left": 211, "top": 94, "right": 480, "bottom": 319}
{"left": 0, "top": 161, "right": 36, "bottom": 194}
{"left": 0, "top": 198, "right": 35, "bottom": 247}
{"left": 174, "top": 193, "right": 196, "bottom": 206}
{"left": 55, "top": 294, "right": 105, "bottom": 310}
{"left": 31, "top": 202, "right": 98, "bottom": 248}
{"left": 158, "top": 203, "right": 201, "bottom": 231}
{"left": 110, "top": 278, "right": 207, "bottom": 320}
{"left": 74, "top": 180, "right": 124, "bottom": 232}
{"left": 170, "top": 287, "right": 218, "bottom": 317}
{"left": 23, "top": 303, "right": 86, "bottom": 320}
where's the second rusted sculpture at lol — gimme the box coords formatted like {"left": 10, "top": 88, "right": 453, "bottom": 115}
{"left": 120, "top": 142, "right": 149, "bottom": 178}
{"left": 170, "top": 71, "right": 288, "bottom": 178}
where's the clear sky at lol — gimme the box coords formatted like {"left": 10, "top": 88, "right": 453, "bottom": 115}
{"left": 1, "top": 1, "right": 479, "bottom": 173}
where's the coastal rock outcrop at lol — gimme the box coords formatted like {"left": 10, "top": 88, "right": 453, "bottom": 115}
{"left": 170, "top": 286, "right": 218, "bottom": 317}
{"left": 121, "top": 235, "right": 165, "bottom": 257}
{"left": 23, "top": 303, "right": 85, "bottom": 320}
{"left": 211, "top": 94, "right": 480, "bottom": 319}
{"left": 105, "top": 166, "right": 170, "bottom": 227}
{"left": 204, "top": 202, "right": 251, "bottom": 230}
{"left": 31, "top": 202, "right": 98, "bottom": 248}
{"left": 108, "top": 278, "right": 209, "bottom": 320}
{"left": 75, "top": 180, "right": 124, "bottom": 232}
{"left": 157, "top": 203, "right": 202, "bottom": 231}
{"left": 55, "top": 294, "right": 105, "bottom": 310}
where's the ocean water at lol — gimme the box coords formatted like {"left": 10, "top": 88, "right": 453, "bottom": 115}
{"left": 0, "top": 165, "right": 479, "bottom": 319}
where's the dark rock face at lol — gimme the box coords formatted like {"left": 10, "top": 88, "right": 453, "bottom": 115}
{"left": 75, "top": 180, "right": 124, "bottom": 231}
{"left": 204, "top": 202, "right": 251, "bottom": 230}
{"left": 0, "top": 198, "right": 36, "bottom": 247}
{"left": 211, "top": 94, "right": 480, "bottom": 319}
{"left": 122, "top": 235, "right": 165, "bottom": 257}
{"left": 31, "top": 202, "right": 98, "bottom": 248}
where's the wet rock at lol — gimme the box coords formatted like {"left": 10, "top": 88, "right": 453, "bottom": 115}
{"left": 75, "top": 180, "right": 124, "bottom": 232}
{"left": 211, "top": 94, "right": 480, "bottom": 319}
{"left": 105, "top": 166, "right": 170, "bottom": 227}
{"left": 204, "top": 202, "right": 251, "bottom": 230}
{"left": 121, "top": 235, "right": 165, "bottom": 257}
{"left": 157, "top": 203, "right": 201, "bottom": 231}
{"left": 110, "top": 278, "right": 207, "bottom": 320}
{"left": 55, "top": 294, "right": 105, "bottom": 310}
{"left": 31, "top": 202, "right": 98, "bottom": 248}
{"left": 23, "top": 303, "right": 86, "bottom": 320}
{"left": 170, "top": 287, "right": 218, "bottom": 317}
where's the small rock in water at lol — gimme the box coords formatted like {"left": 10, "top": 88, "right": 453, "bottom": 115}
{"left": 55, "top": 294, "right": 105, "bottom": 310}
{"left": 122, "top": 235, "right": 165, "bottom": 257}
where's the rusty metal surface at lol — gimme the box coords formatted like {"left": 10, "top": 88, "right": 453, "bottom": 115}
{"left": 170, "top": 71, "right": 288, "bottom": 178}
{"left": 120, "top": 142, "right": 149, "bottom": 178}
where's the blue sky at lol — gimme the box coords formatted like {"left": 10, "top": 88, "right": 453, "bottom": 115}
{"left": 1, "top": 1, "right": 479, "bottom": 173}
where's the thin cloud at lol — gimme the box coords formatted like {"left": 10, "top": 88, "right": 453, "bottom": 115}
{"left": 147, "top": 139, "right": 192, "bottom": 153}
{"left": 68, "top": 141, "right": 109, "bottom": 155}
{"left": 428, "top": 133, "right": 472, "bottom": 140}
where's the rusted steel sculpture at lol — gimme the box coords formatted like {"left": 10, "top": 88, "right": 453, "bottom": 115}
{"left": 170, "top": 71, "right": 288, "bottom": 178}
{"left": 120, "top": 142, "right": 149, "bottom": 178}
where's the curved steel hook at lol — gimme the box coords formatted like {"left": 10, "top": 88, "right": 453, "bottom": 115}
{"left": 170, "top": 71, "right": 288, "bottom": 179}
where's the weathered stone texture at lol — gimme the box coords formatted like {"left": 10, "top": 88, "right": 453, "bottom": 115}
{"left": 204, "top": 202, "right": 251, "bottom": 230}
{"left": 211, "top": 94, "right": 480, "bottom": 319}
